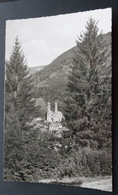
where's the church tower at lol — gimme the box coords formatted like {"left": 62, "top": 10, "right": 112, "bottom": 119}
{"left": 47, "top": 102, "right": 51, "bottom": 112}
{"left": 47, "top": 102, "right": 53, "bottom": 122}
{"left": 55, "top": 102, "right": 58, "bottom": 113}
{"left": 46, "top": 102, "right": 63, "bottom": 123}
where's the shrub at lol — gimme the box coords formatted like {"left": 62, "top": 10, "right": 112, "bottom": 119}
{"left": 57, "top": 147, "right": 112, "bottom": 178}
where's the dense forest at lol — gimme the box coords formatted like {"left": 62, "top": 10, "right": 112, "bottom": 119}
{"left": 4, "top": 18, "right": 112, "bottom": 185}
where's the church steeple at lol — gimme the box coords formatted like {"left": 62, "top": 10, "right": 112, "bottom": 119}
{"left": 55, "top": 102, "right": 58, "bottom": 113}
{"left": 47, "top": 102, "right": 51, "bottom": 112}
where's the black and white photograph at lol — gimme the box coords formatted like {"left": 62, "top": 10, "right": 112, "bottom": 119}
{"left": 4, "top": 8, "right": 112, "bottom": 191}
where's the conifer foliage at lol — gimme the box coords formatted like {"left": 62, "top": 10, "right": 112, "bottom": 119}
{"left": 64, "top": 18, "right": 111, "bottom": 149}
{"left": 6, "top": 37, "right": 35, "bottom": 128}
{"left": 4, "top": 37, "right": 35, "bottom": 179}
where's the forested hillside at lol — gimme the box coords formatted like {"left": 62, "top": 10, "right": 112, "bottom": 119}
{"left": 32, "top": 32, "right": 111, "bottom": 112}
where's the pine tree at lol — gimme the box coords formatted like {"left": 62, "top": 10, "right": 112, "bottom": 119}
{"left": 4, "top": 61, "right": 25, "bottom": 180}
{"left": 64, "top": 18, "right": 111, "bottom": 149}
{"left": 4, "top": 37, "right": 36, "bottom": 180}
{"left": 6, "top": 37, "right": 35, "bottom": 128}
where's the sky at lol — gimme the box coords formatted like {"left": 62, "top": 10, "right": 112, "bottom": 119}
{"left": 6, "top": 8, "right": 111, "bottom": 67}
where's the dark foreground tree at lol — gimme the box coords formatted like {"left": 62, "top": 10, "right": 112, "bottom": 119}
{"left": 6, "top": 37, "right": 35, "bottom": 128}
{"left": 64, "top": 18, "right": 111, "bottom": 149}
{"left": 4, "top": 37, "right": 36, "bottom": 180}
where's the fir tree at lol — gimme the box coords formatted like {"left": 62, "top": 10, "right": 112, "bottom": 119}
{"left": 4, "top": 61, "right": 25, "bottom": 180}
{"left": 64, "top": 18, "right": 111, "bottom": 149}
{"left": 4, "top": 37, "right": 36, "bottom": 180}
{"left": 6, "top": 37, "right": 35, "bottom": 128}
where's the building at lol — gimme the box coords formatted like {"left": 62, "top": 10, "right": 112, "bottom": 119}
{"left": 46, "top": 102, "right": 63, "bottom": 123}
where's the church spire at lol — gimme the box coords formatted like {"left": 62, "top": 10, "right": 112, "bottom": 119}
{"left": 47, "top": 102, "right": 51, "bottom": 112}
{"left": 55, "top": 102, "right": 58, "bottom": 113}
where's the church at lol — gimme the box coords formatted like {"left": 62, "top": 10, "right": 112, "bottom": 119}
{"left": 46, "top": 102, "right": 63, "bottom": 123}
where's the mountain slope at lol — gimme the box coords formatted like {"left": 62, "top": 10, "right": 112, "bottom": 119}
{"left": 32, "top": 32, "right": 111, "bottom": 109}
{"left": 29, "top": 65, "right": 45, "bottom": 74}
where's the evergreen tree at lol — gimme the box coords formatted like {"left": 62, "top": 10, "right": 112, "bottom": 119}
{"left": 4, "top": 61, "right": 25, "bottom": 180}
{"left": 6, "top": 37, "right": 35, "bottom": 128}
{"left": 4, "top": 37, "right": 36, "bottom": 180}
{"left": 64, "top": 18, "right": 111, "bottom": 149}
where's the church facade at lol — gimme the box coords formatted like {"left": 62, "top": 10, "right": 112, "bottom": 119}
{"left": 46, "top": 102, "right": 63, "bottom": 123}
